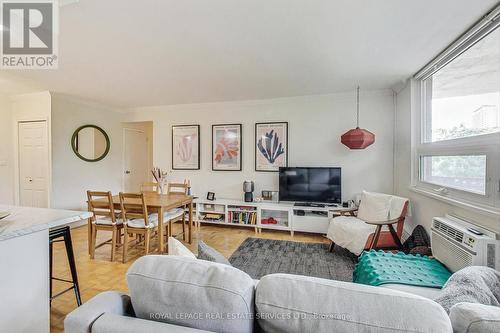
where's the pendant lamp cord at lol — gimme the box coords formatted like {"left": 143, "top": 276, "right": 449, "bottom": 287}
{"left": 356, "top": 86, "right": 360, "bottom": 128}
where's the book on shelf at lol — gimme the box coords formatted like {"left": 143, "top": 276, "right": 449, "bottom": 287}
{"left": 228, "top": 211, "right": 257, "bottom": 225}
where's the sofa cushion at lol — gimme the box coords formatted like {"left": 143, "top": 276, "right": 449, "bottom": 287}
{"left": 126, "top": 255, "right": 255, "bottom": 333}
{"left": 357, "top": 191, "right": 392, "bottom": 222}
{"left": 92, "top": 313, "right": 214, "bottom": 333}
{"left": 256, "top": 273, "right": 452, "bottom": 333}
{"left": 449, "top": 302, "right": 500, "bottom": 333}
{"left": 197, "top": 241, "right": 231, "bottom": 266}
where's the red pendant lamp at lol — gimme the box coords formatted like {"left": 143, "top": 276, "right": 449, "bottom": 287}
{"left": 341, "top": 86, "right": 375, "bottom": 149}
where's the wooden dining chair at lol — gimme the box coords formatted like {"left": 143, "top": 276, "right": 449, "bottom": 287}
{"left": 140, "top": 182, "right": 159, "bottom": 193}
{"left": 119, "top": 192, "right": 158, "bottom": 263}
{"left": 164, "top": 181, "right": 189, "bottom": 241}
{"left": 87, "top": 191, "right": 123, "bottom": 262}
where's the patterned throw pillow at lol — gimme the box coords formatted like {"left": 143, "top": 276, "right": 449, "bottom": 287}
{"left": 197, "top": 241, "right": 232, "bottom": 266}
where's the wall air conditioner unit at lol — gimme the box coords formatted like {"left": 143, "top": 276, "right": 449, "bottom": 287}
{"left": 431, "top": 215, "right": 500, "bottom": 272}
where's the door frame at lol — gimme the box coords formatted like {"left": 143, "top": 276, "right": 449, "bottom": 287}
{"left": 14, "top": 119, "right": 52, "bottom": 207}
{"left": 122, "top": 127, "right": 150, "bottom": 192}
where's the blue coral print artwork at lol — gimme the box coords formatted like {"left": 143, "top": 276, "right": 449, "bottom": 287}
{"left": 255, "top": 122, "right": 288, "bottom": 171}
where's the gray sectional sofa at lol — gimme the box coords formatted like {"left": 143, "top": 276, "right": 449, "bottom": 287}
{"left": 64, "top": 255, "right": 497, "bottom": 333}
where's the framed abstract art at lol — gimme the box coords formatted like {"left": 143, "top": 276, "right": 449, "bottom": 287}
{"left": 212, "top": 124, "right": 242, "bottom": 171}
{"left": 255, "top": 122, "right": 288, "bottom": 172}
{"left": 172, "top": 125, "right": 200, "bottom": 170}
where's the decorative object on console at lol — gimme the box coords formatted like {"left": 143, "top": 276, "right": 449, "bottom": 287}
{"left": 261, "top": 217, "right": 278, "bottom": 224}
{"left": 262, "top": 190, "right": 279, "bottom": 202}
{"left": 243, "top": 181, "right": 255, "bottom": 202}
{"left": 207, "top": 192, "right": 216, "bottom": 201}
{"left": 172, "top": 125, "right": 200, "bottom": 170}
{"left": 341, "top": 86, "right": 375, "bottom": 149}
{"left": 212, "top": 124, "right": 242, "bottom": 171}
{"left": 255, "top": 122, "right": 288, "bottom": 172}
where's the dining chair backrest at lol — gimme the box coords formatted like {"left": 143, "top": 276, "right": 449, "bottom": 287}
{"left": 87, "top": 191, "right": 116, "bottom": 223}
{"left": 141, "top": 182, "right": 159, "bottom": 193}
{"left": 119, "top": 192, "right": 150, "bottom": 226}
{"left": 168, "top": 181, "right": 189, "bottom": 195}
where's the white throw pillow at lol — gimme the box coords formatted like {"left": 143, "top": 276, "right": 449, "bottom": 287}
{"left": 168, "top": 237, "right": 197, "bottom": 259}
{"left": 357, "top": 191, "right": 392, "bottom": 222}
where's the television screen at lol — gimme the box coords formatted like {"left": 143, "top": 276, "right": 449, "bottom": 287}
{"left": 279, "top": 167, "right": 341, "bottom": 203}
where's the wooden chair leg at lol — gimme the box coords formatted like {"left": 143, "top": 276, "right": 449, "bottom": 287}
{"left": 329, "top": 241, "right": 335, "bottom": 252}
{"left": 123, "top": 229, "right": 129, "bottom": 263}
{"left": 90, "top": 224, "right": 97, "bottom": 259}
{"left": 87, "top": 218, "right": 92, "bottom": 255}
{"left": 111, "top": 228, "right": 117, "bottom": 262}
{"left": 116, "top": 228, "right": 122, "bottom": 245}
{"left": 369, "top": 225, "right": 383, "bottom": 251}
{"left": 182, "top": 216, "right": 186, "bottom": 241}
{"left": 145, "top": 230, "right": 151, "bottom": 255}
{"left": 388, "top": 224, "right": 404, "bottom": 251}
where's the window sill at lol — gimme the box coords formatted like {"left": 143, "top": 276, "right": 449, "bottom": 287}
{"left": 409, "top": 186, "right": 500, "bottom": 220}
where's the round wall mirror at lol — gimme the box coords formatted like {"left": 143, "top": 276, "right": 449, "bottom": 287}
{"left": 71, "top": 125, "right": 110, "bottom": 162}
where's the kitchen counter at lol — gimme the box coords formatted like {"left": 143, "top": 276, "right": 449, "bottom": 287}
{"left": 0, "top": 205, "right": 91, "bottom": 333}
{"left": 0, "top": 205, "right": 92, "bottom": 241}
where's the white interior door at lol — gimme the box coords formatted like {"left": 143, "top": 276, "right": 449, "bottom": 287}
{"left": 18, "top": 121, "right": 49, "bottom": 208}
{"left": 123, "top": 128, "right": 149, "bottom": 192}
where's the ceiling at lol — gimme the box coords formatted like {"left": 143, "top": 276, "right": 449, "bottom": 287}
{"left": 1, "top": 0, "right": 498, "bottom": 107}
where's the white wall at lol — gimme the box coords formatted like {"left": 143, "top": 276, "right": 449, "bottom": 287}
{"left": 0, "top": 94, "right": 13, "bottom": 204}
{"left": 125, "top": 90, "right": 395, "bottom": 201}
{"left": 394, "top": 82, "right": 500, "bottom": 234}
{"left": 51, "top": 94, "right": 125, "bottom": 210}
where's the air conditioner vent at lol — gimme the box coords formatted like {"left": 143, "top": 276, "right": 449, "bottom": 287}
{"left": 434, "top": 220, "right": 464, "bottom": 243}
{"left": 432, "top": 232, "right": 472, "bottom": 272}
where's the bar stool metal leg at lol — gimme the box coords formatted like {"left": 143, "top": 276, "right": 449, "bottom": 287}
{"left": 49, "top": 226, "right": 82, "bottom": 307}
{"left": 64, "top": 228, "right": 81, "bottom": 306}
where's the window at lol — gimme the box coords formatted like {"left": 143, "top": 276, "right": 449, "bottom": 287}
{"left": 413, "top": 9, "right": 500, "bottom": 214}
{"left": 420, "top": 155, "right": 486, "bottom": 195}
{"left": 422, "top": 28, "right": 500, "bottom": 144}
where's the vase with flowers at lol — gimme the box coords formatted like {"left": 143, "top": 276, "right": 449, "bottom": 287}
{"left": 151, "top": 167, "right": 169, "bottom": 194}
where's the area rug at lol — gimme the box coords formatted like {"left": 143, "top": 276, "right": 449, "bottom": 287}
{"left": 229, "top": 238, "right": 357, "bottom": 281}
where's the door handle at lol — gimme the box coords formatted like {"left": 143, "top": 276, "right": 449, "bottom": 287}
{"left": 28, "top": 177, "right": 33, "bottom": 182}
{"left": 125, "top": 170, "right": 131, "bottom": 174}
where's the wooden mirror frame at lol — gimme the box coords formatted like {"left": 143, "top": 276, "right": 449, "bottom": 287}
{"left": 71, "top": 125, "right": 110, "bottom": 162}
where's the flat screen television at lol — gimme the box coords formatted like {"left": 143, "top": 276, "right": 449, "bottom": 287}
{"left": 279, "top": 167, "right": 341, "bottom": 203}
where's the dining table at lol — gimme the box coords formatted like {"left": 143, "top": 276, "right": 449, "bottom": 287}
{"left": 89, "top": 192, "right": 194, "bottom": 253}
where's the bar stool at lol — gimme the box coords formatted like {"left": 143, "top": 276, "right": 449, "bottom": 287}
{"left": 49, "top": 226, "right": 82, "bottom": 306}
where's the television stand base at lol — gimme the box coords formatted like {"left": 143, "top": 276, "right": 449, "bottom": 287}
{"left": 294, "top": 202, "right": 326, "bottom": 208}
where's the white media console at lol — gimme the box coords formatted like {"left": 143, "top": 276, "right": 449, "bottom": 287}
{"left": 194, "top": 198, "right": 355, "bottom": 235}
